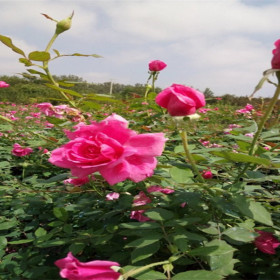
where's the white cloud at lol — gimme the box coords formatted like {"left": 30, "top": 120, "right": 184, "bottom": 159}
{"left": 102, "top": 0, "right": 280, "bottom": 41}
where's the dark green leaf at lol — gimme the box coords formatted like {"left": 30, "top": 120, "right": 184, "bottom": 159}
{"left": 144, "top": 208, "right": 174, "bottom": 221}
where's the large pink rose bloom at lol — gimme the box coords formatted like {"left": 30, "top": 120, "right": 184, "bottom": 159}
{"left": 254, "top": 230, "right": 280, "bottom": 254}
{"left": 55, "top": 252, "right": 121, "bottom": 280}
{"left": 271, "top": 39, "right": 280, "bottom": 69}
{"left": 155, "top": 84, "right": 206, "bottom": 116}
{"left": 49, "top": 114, "right": 166, "bottom": 185}
{"left": 149, "top": 60, "right": 167, "bottom": 72}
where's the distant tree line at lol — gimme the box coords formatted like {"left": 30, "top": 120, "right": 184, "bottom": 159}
{"left": 0, "top": 75, "right": 277, "bottom": 109}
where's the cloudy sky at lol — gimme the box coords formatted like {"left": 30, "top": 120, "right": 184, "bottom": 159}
{"left": 1, "top": 0, "right": 280, "bottom": 97}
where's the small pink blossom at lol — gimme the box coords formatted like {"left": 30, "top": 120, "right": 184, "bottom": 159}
{"left": 245, "top": 133, "right": 254, "bottom": 138}
{"left": 106, "top": 192, "right": 120, "bottom": 201}
{"left": 0, "top": 81, "right": 10, "bottom": 88}
{"left": 198, "top": 108, "right": 212, "bottom": 114}
{"left": 271, "top": 39, "right": 280, "bottom": 69}
{"left": 254, "top": 230, "right": 280, "bottom": 254}
{"left": 63, "top": 177, "right": 90, "bottom": 186}
{"left": 130, "top": 191, "right": 152, "bottom": 222}
{"left": 55, "top": 252, "right": 121, "bottom": 280}
{"left": 228, "top": 124, "right": 242, "bottom": 129}
{"left": 245, "top": 104, "right": 254, "bottom": 111}
{"left": 202, "top": 170, "right": 213, "bottom": 179}
{"left": 180, "top": 202, "right": 187, "bottom": 208}
{"left": 12, "top": 143, "right": 33, "bottom": 157}
{"left": 148, "top": 60, "right": 167, "bottom": 72}
{"left": 147, "top": 185, "right": 174, "bottom": 194}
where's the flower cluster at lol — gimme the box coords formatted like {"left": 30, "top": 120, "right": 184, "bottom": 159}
{"left": 37, "top": 102, "right": 84, "bottom": 122}
{"left": 130, "top": 186, "right": 174, "bottom": 222}
{"left": 12, "top": 143, "right": 33, "bottom": 157}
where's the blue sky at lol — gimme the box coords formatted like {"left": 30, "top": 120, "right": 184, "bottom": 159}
{"left": 0, "top": 0, "right": 280, "bottom": 97}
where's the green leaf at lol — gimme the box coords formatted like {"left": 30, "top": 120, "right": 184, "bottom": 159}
{"left": 222, "top": 227, "right": 257, "bottom": 242}
{"left": 27, "top": 69, "right": 49, "bottom": 79}
{"left": 19, "top": 58, "right": 33, "bottom": 66}
{"left": 133, "top": 269, "right": 166, "bottom": 280}
{"left": 37, "top": 239, "right": 68, "bottom": 248}
{"left": 169, "top": 166, "right": 193, "bottom": 183}
{"left": 144, "top": 208, "right": 174, "bottom": 221}
{"left": 81, "top": 101, "right": 102, "bottom": 110}
{"left": 202, "top": 240, "right": 237, "bottom": 276}
{"left": 0, "top": 35, "right": 26, "bottom": 56}
{"left": 69, "top": 242, "right": 86, "bottom": 255}
{"left": 8, "top": 239, "right": 34, "bottom": 244}
{"left": 172, "top": 270, "right": 223, "bottom": 280}
{"left": 211, "top": 151, "right": 272, "bottom": 166}
{"left": 0, "top": 219, "right": 17, "bottom": 230}
{"left": 53, "top": 207, "right": 68, "bottom": 222}
{"left": 28, "top": 51, "right": 50, "bottom": 61}
{"left": 233, "top": 195, "right": 273, "bottom": 226}
{"left": 131, "top": 241, "right": 160, "bottom": 264}
{"left": 0, "top": 236, "right": 7, "bottom": 250}
{"left": 125, "top": 236, "right": 161, "bottom": 248}
{"left": 35, "top": 227, "right": 47, "bottom": 237}
{"left": 172, "top": 232, "right": 189, "bottom": 252}
{"left": 119, "top": 222, "right": 161, "bottom": 230}
{"left": 45, "top": 83, "right": 83, "bottom": 97}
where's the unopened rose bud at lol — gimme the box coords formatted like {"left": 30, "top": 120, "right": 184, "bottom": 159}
{"left": 55, "top": 11, "right": 74, "bottom": 35}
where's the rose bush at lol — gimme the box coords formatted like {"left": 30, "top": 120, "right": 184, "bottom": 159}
{"left": 155, "top": 83, "right": 206, "bottom": 116}
{"left": 49, "top": 113, "right": 166, "bottom": 185}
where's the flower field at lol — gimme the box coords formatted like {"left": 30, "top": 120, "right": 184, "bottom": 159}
{"left": 0, "top": 12, "right": 280, "bottom": 280}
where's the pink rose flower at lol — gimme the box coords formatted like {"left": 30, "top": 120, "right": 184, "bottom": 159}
{"left": 55, "top": 252, "right": 121, "bottom": 280}
{"left": 49, "top": 114, "right": 166, "bottom": 185}
{"left": 245, "top": 104, "right": 254, "bottom": 111}
{"left": 63, "top": 177, "right": 90, "bottom": 186}
{"left": 254, "top": 230, "right": 280, "bottom": 254}
{"left": 202, "top": 170, "right": 213, "bottom": 179}
{"left": 106, "top": 192, "right": 120, "bottom": 201}
{"left": 130, "top": 191, "right": 152, "bottom": 222}
{"left": 130, "top": 187, "right": 174, "bottom": 222}
{"left": 148, "top": 60, "right": 167, "bottom": 72}
{"left": 0, "top": 81, "right": 10, "bottom": 88}
{"left": 147, "top": 185, "right": 174, "bottom": 194}
{"left": 271, "top": 39, "right": 280, "bottom": 69}
{"left": 155, "top": 84, "right": 206, "bottom": 116}
{"left": 12, "top": 143, "right": 33, "bottom": 157}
